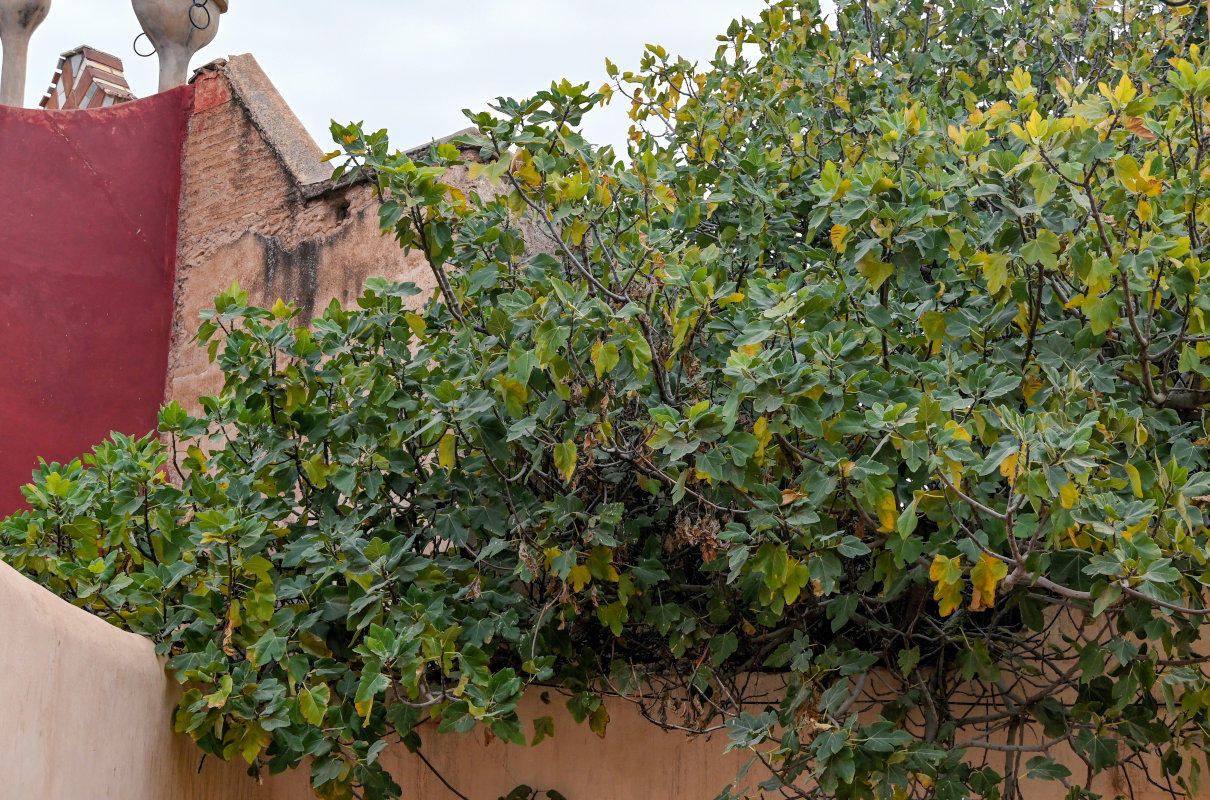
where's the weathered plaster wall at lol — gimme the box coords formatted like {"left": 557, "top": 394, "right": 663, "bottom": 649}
{"left": 167, "top": 55, "right": 437, "bottom": 412}
{"left": 0, "top": 88, "right": 191, "bottom": 516}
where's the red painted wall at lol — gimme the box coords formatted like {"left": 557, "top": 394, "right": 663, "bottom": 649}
{"left": 0, "top": 88, "right": 192, "bottom": 515}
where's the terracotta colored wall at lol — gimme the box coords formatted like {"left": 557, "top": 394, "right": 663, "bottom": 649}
{"left": 0, "top": 88, "right": 192, "bottom": 516}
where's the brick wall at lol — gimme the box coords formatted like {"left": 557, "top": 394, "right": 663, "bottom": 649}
{"left": 167, "top": 54, "right": 438, "bottom": 412}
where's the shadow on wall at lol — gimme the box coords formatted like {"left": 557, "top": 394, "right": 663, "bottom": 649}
{"left": 260, "top": 233, "right": 321, "bottom": 323}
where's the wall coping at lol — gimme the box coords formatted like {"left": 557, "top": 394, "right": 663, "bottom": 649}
{"left": 190, "top": 55, "right": 479, "bottom": 203}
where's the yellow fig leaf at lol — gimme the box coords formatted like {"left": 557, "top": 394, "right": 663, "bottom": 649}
{"left": 1022, "top": 375, "right": 1044, "bottom": 405}
{"left": 299, "top": 684, "right": 330, "bottom": 728}
{"left": 754, "top": 416, "right": 772, "bottom": 462}
{"left": 237, "top": 721, "right": 272, "bottom": 765}
{"left": 930, "top": 553, "right": 965, "bottom": 617}
{"left": 943, "top": 420, "right": 972, "bottom": 442}
{"left": 205, "top": 675, "right": 234, "bottom": 709}
{"left": 831, "top": 224, "right": 850, "bottom": 254}
{"left": 975, "top": 252, "right": 1011, "bottom": 294}
{"left": 999, "top": 451, "right": 1021, "bottom": 487}
{"left": 355, "top": 698, "right": 373, "bottom": 722}
{"left": 591, "top": 341, "right": 620, "bottom": 379}
{"left": 872, "top": 176, "right": 897, "bottom": 194}
{"left": 937, "top": 581, "right": 963, "bottom": 616}
{"left": 565, "top": 218, "right": 590, "bottom": 246}
{"left": 1124, "top": 462, "right": 1143, "bottom": 498}
{"left": 944, "top": 456, "right": 964, "bottom": 491}
{"left": 515, "top": 154, "right": 543, "bottom": 186}
{"left": 876, "top": 490, "right": 899, "bottom": 532}
{"left": 1113, "top": 73, "right": 1138, "bottom": 104}
{"left": 921, "top": 311, "right": 947, "bottom": 345}
{"left": 404, "top": 312, "right": 427, "bottom": 337}
{"left": 1010, "top": 66, "right": 1033, "bottom": 95}
{"left": 438, "top": 431, "right": 457, "bottom": 470}
{"left": 554, "top": 440, "right": 577, "bottom": 483}
{"left": 857, "top": 250, "right": 895, "bottom": 290}
{"left": 1024, "top": 109, "right": 1047, "bottom": 140}
{"left": 1059, "top": 482, "right": 1079, "bottom": 509}
{"left": 930, "top": 553, "right": 963, "bottom": 585}
{"left": 986, "top": 100, "right": 1014, "bottom": 124}
{"left": 1114, "top": 154, "right": 1162, "bottom": 197}
{"left": 589, "top": 704, "right": 610, "bottom": 738}
{"left": 567, "top": 564, "right": 592, "bottom": 592}
{"left": 970, "top": 552, "right": 1009, "bottom": 612}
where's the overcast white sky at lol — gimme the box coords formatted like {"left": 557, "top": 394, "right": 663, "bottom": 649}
{"left": 22, "top": 0, "right": 771, "bottom": 152}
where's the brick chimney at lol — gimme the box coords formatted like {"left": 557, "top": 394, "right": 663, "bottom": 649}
{"left": 39, "top": 46, "right": 135, "bottom": 110}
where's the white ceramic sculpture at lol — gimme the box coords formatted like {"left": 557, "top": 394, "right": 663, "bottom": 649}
{"left": 0, "top": 0, "right": 51, "bottom": 107}
{"left": 132, "top": 0, "right": 227, "bottom": 94}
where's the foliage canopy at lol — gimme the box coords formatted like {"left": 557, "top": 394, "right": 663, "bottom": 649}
{"left": 9, "top": 0, "right": 1210, "bottom": 798}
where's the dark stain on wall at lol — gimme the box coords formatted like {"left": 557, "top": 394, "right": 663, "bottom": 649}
{"left": 255, "top": 221, "right": 361, "bottom": 324}
{"left": 259, "top": 234, "right": 320, "bottom": 322}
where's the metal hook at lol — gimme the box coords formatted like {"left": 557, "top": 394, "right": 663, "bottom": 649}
{"left": 189, "top": 0, "right": 212, "bottom": 31}
{"left": 133, "top": 31, "right": 157, "bottom": 57}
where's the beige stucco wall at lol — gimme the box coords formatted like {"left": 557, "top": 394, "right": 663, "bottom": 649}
{"left": 0, "top": 560, "right": 313, "bottom": 799}
{"left": 2, "top": 551, "right": 1151, "bottom": 800}
{"left": 0, "top": 558, "right": 766, "bottom": 799}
